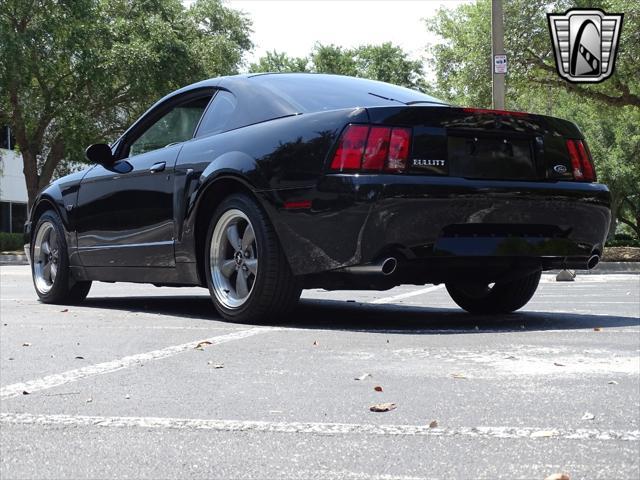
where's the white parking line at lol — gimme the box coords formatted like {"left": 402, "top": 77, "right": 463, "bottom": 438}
{"left": 0, "top": 327, "right": 276, "bottom": 399}
{"left": 371, "top": 285, "right": 445, "bottom": 304}
{"left": 1, "top": 412, "right": 638, "bottom": 441}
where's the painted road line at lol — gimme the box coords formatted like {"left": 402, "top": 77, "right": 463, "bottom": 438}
{"left": 1, "top": 412, "right": 638, "bottom": 441}
{"left": 371, "top": 285, "right": 445, "bottom": 304}
{"left": 0, "top": 328, "right": 276, "bottom": 399}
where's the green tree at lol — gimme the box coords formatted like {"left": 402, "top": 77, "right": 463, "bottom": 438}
{"left": 310, "top": 44, "right": 358, "bottom": 77}
{"left": 0, "top": 0, "right": 252, "bottom": 207}
{"left": 250, "top": 42, "right": 423, "bottom": 90}
{"left": 249, "top": 50, "right": 309, "bottom": 73}
{"left": 426, "top": 0, "right": 639, "bottom": 238}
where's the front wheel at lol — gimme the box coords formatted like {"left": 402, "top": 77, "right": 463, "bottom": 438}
{"left": 204, "top": 194, "right": 301, "bottom": 323}
{"left": 446, "top": 270, "right": 541, "bottom": 314}
{"left": 31, "top": 210, "right": 92, "bottom": 304}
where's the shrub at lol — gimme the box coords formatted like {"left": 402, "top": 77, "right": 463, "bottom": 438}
{"left": 0, "top": 232, "right": 25, "bottom": 252}
{"left": 606, "top": 233, "right": 640, "bottom": 248}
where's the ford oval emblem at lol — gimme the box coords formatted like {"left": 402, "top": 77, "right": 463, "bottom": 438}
{"left": 553, "top": 164, "right": 568, "bottom": 174}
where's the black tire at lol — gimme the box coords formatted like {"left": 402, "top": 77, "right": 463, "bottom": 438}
{"left": 204, "top": 193, "right": 301, "bottom": 323}
{"left": 31, "top": 210, "right": 92, "bottom": 304}
{"left": 446, "top": 270, "right": 541, "bottom": 314}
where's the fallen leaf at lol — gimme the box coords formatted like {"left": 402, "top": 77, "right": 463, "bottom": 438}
{"left": 354, "top": 373, "right": 371, "bottom": 381}
{"left": 582, "top": 412, "right": 595, "bottom": 420}
{"left": 22, "top": 390, "right": 30, "bottom": 395}
{"left": 22, "top": 342, "right": 31, "bottom": 347}
{"left": 429, "top": 420, "right": 438, "bottom": 428}
{"left": 370, "top": 402, "right": 396, "bottom": 412}
{"left": 608, "top": 380, "right": 618, "bottom": 385}
{"left": 75, "top": 356, "right": 84, "bottom": 360}
{"left": 374, "top": 386, "right": 383, "bottom": 392}
{"left": 553, "top": 362, "right": 565, "bottom": 367}
{"left": 60, "top": 309, "right": 69, "bottom": 313}
{"left": 194, "top": 340, "right": 212, "bottom": 351}
{"left": 593, "top": 327, "right": 602, "bottom": 332}
{"left": 531, "top": 430, "right": 556, "bottom": 438}
{"left": 451, "top": 373, "right": 467, "bottom": 379}
{"left": 544, "top": 474, "right": 570, "bottom": 480}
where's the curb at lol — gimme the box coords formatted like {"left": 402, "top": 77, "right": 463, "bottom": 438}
{"left": 1, "top": 255, "right": 638, "bottom": 272}
{"left": 575, "top": 262, "right": 640, "bottom": 274}
{"left": 0, "top": 255, "right": 28, "bottom": 266}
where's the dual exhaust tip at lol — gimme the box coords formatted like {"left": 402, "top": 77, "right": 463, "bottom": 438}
{"left": 343, "top": 253, "right": 600, "bottom": 274}
{"left": 340, "top": 257, "right": 398, "bottom": 276}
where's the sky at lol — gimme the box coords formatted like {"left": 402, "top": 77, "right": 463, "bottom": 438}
{"left": 220, "top": 1, "right": 471, "bottom": 67}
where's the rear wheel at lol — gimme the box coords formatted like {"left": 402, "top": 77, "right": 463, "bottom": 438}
{"left": 32, "top": 210, "right": 92, "bottom": 304}
{"left": 446, "top": 270, "right": 541, "bottom": 314}
{"left": 204, "top": 193, "right": 301, "bottom": 323}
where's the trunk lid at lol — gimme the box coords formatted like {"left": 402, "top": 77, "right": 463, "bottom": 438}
{"left": 366, "top": 105, "right": 584, "bottom": 181}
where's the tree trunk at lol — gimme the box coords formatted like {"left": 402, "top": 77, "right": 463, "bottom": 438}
{"left": 21, "top": 150, "right": 40, "bottom": 211}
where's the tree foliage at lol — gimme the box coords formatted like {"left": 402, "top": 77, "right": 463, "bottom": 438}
{"left": 426, "top": 0, "right": 639, "bottom": 237}
{"left": 250, "top": 42, "right": 424, "bottom": 90}
{"left": 249, "top": 50, "right": 310, "bottom": 73}
{"left": 0, "top": 0, "right": 252, "bottom": 207}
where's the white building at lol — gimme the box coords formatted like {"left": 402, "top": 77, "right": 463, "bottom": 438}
{"left": 0, "top": 126, "right": 28, "bottom": 233}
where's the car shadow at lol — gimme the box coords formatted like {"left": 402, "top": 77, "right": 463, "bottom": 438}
{"left": 80, "top": 295, "right": 640, "bottom": 334}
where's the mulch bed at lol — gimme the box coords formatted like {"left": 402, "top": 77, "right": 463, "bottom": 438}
{"left": 602, "top": 247, "right": 640, "bottom": 262}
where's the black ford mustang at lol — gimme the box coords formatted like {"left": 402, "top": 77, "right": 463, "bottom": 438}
{"left": 25, "top": 73, "right": 611, "bottom": 322}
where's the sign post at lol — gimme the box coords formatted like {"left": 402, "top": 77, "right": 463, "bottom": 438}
{"left": 491, "top": 0, "right": 506, "bottom": 109}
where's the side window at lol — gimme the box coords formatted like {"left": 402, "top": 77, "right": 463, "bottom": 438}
{"left": 129, "top": 95, "right": 212, "bottom": 157}
{"left": 196, "top": 90, "right": 237, "bottom": 138}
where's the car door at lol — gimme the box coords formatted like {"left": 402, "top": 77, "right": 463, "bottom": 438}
{"left": 76, "top": 90, "right": 214, "bottom": 267}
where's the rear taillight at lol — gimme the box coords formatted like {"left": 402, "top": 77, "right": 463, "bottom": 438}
{"left": 331, "top": 125, "right": 369, "bottom": 170}
{"left": 566, "top": 139, "right": 596, "bottom": 182}
{"left": 330, "top": 124, "right": 411, "bottom": 173}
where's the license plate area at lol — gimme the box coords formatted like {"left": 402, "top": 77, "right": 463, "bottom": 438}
{"left": 447, "top": 133, "right": 536, "bottom": 180}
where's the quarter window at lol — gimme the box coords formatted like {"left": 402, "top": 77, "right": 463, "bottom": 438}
{"left": 196, "top": 90, "right": 237, "bottom": 137}
{"left": 129, "top": 96, "right": 212, "bottom": 157}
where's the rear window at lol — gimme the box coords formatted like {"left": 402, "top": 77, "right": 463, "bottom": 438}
{"left": 250, "top": 74, "right": 446, "bottom": 113}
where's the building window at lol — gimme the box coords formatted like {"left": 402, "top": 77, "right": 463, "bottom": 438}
{"left": 0, "top": 202, "right": 9, "bottom": 232}
{"left": 11, "top": 203, "right": 27, "bottom": 233}
{"left": 0, "top": 201, "right": 27, "bottom": 233}
{"left": 1, "top": 126, "right": 15, "bottom": 150}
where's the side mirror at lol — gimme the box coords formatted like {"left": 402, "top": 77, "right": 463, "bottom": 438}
{"left": 85, "top": 143, "right": 114, "bottom": 166}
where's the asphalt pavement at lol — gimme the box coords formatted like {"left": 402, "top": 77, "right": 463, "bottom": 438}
{"left": 1, "top": 265, "right": 639, "bottom": 479}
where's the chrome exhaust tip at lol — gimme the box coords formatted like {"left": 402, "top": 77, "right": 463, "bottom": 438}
{"left": 587, "top": 254, "right": 600, "bottom": 270}
{"left": 339, "top": 257, "right": 398, "bottom": 275}
{"left": 380, "top": 257, "right": 397, "bottom": 276}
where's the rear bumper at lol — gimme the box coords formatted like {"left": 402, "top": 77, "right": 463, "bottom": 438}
{"left": 265, "top": 175, "right": 611, "bottom": 276}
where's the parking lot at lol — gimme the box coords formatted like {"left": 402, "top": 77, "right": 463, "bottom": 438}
{"left": 1, "top": 265, "right": 639, "bottom": 479}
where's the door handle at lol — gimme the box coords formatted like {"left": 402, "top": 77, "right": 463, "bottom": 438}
{"left": 149, "top": 162, "right": 166, "bottom": 173}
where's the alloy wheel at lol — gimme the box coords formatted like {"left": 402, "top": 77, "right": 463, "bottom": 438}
{"left": 33, "top": 221, "right": 60, "bottom": 294}
{"left": 209, "top": 209, "right": 258, "bottom": 309}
